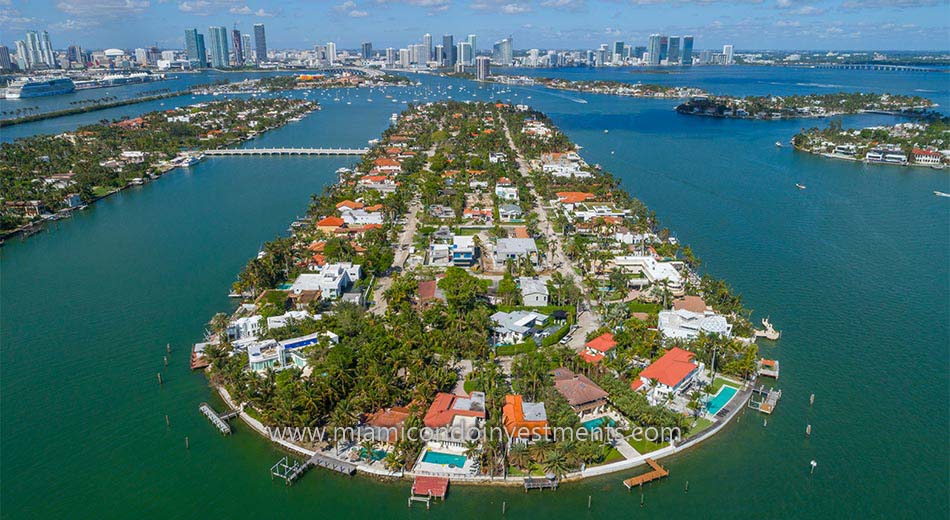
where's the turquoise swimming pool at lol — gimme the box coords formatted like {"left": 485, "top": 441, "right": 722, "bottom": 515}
{"left": 422, "top": 450, "right": 467, "bottom": 467}
{"left": 581, "top": 417, "right": 616, "bottom": 431}
{"left": 706, "top": 385, "right": 739, "bottom": 415}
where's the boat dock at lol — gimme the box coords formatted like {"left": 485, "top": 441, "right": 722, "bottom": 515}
{"left": 749, "top": 385, "right": 782, "bottom": 414}
{"left": 622, "top": 458, "right": 669, "bottom": 489}
{"left": 758, "top": 358, "right": 780, "bottom": 378}
{"left": 204, "top": 147, "right": 369, "bottom": 157}
{"left": 271, "top": 452, "right": 357, "bottom": 485}
{"left": 199, "top": 402, "right": 234, "bottom": 434}
{"left": 754, "top": 318, "right": 781, "bottom": 340}
{"left": 409, "top": 476, "right": 449, "bottom": 509}
{"left": 524, "top": 476, "right": 559, "bottom": 491}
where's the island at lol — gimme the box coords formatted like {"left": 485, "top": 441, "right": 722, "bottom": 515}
{"left": 1, "top": 97, "right": 318, "bottom": 237}
{"left": 791, "top": 117, "right": 949, "bottom": 167}
{"left": 675, "top": 92, "right": 935, "bottom": 119}
{"left": 490, "top": 75, "right": 707, "bottom": 99}
{"left": 197, "top": 72, "right": 413, "bottom": 95}
{"left": 194, "top": 101, "right": 781, "bottom": 489}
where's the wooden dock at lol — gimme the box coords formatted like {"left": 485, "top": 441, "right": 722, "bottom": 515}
{"left": 622, "top": 458, "right": 669, "bottom": 489}
{"left": 409, "top": 476, "right": 449, "bottom": 508}
{"left": 272, "top": 451, "right": 357, "bottom": 485}
{"left": 758, "top": 358, "right": 780, "bottom": 379}
{"left": 749, "top": 385, "right": 782, "bottom": 414}
{"left": 524, "top": 477, "right": 559, "bottom": 491}
{"left": 199, "top": 402, "right": 232, "bottom": 435}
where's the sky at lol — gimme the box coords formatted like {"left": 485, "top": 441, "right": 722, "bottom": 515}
{"left": 1, "top": 0, "right": 948, "bottom": 51}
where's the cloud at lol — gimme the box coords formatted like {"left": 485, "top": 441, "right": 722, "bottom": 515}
{"left": 57, "top": 0, "right": 150, "bottom": 17}
{"left": 840, "top": 0, "right": 941, "bottom": 7}
{"left": 177, "top": 0, "right": 210, "bottom": 13}
{"left": 0, "top": 8, "right": 37, "bottom": 29}
{"left": 334, "top": 0, "right": 371, "bottom": 17}
{"left": 540, "top": 0, "right": 586, "bottom": 8}
{"left": 470, "top": 0, "right": 532, "bottom": 13}
{"left": 229, "top": 4, "right": 276, "bottom": 16}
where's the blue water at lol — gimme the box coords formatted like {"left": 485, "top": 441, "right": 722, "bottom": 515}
{"left": 422, "top": 450, "right": 467, "bottom": 467}
{"left": 1, "top": 66, "right": 947, "bottom": 517}
{"left": 706, "top": 386, "right": 739, "bottom": 415}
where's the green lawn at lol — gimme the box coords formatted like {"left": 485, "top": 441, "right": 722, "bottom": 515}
{"left": 627, "top": 436, "right": 666, "bottom": 454}
{"left": 709, "top": 376, "right": 740, "bottom": 394}
{"left": 598, "top": 447, "right": 625, "bottom": 465}
{"left": 687, "top": 417, "right": 714, "bottom": 436}
{"left": 628, "top": 302, "right": 661, "bottom": 314}
{"left": 92, "top": 186, "right": 115, "bottom": 198}
{"left": 507, "top": 464, "right": 546, "bottom": 477}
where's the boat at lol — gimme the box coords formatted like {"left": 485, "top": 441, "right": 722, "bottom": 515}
{"left": 4, "top": 77, "right": 76, "bottom": 99}
{"left": 775, "top": 141, "right": 783, "bottom": 147}
{"left": 934, "top": 191, "right": 950, "bottom": 198}
{"left": 796, "top": 183, "right": 806, "bottom": 190}
{"left": 604, "top": 129, "right": 609, "bottom": 133}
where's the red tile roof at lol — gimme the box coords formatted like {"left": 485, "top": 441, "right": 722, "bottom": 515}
{"left": 556, "top": 191, "right": 595, "bottom": 204}
{"left": 586, "top": 333, "right": 616, "bottom": 353}
{"left": 423, "top": 392, "right": 485, "bottom": 428}
{"left": 502, "top": 395, "right": 549, "bottom": 438}
{"left": 638, "top": 347, "right": 698, "bottom": 388}
{"left": 672, "top": 295, "right": 707, "bottom": 314}
{"left": 316, "top": 216, "right": 345, "bottom": 228}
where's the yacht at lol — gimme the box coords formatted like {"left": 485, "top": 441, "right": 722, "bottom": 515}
{"left": 796, "top": 183, "right": 806, "bottom": 190}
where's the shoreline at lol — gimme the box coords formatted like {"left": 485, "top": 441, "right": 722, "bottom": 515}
{"left": 0, "top": 90, "right": 196, "bottom": 127}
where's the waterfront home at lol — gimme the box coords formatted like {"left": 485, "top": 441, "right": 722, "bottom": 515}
{"left": 423, "top": 392, "right": 487, "bottom": 446}
{"left": 612, "top": 255, "right": 685, "bottom": 295}
{"left": 4, "top": 200, "right": 44, "bottom": 217}
{"left": 555, "top": 191, "right": 595, "bottom": 205}
{"left": 580, "top": 332, "right": 616, "bottom": 364}
{"left": 491, "top": 310, "right": 549, "bottom": 345}
{"left": 290, "top": 263, "right": 361, "bottom": 300}
{"left": 913, "top": 148, "right": 944, "bottom": 165}
{"left": 227, "top": 315, "right": 262, "bottom": 341}
{"left": 340, "top": 208, "right": 384, "bottom": 226}
{"left": 658, "top": 308, "right": 732, "bottom": 340}
{"left": 523, "top": 119, "right": 552, "bottom": 138}
{"left": 567, "top": 201, "right": 630, "bottom": 222}
{"left": 833, "top": 144, "right": 857, "bottom": 156}
{"left": 630, "top": 347, "right": 701, "bottom": 406}
{"left": 494, "top": 238, "right": 539, "bottom": 267}
{"left": 364, "top": 406, "right": 411, "bottom": 444}
{"left": 672, "top": 295, "right": 710, "bottom": 314}
{"left": 336, "top": 200, "right": 364, "bottom": 211}
{"left": 265, "top": 310, "right": 313, "bottom": 330}
{"left": 316, "top": 216, "right": 346, "bottom": 233}
{"left": 495, "top": 185, "right": 519, "bottom": 201}
{"left": 498, "top": 203, "right": 523, "bottom": 222}
{"left": 373, "top": 157, "right": 402, "bottom": 173}
{"left": 247, "top": 331, "right": 338, "bottom": 372}
{"left": 551, "top": 368, "right": 609, "bottom": 416}
{"left": 518, "top": 277, "right": 549, "bottom": 307}
{"left": 541, "top": 152, "right": 589, "bottom": 178}
{"left": 452, "top": 235, "right": 477, "bottom": 266}
{"left": 63, "top": 193, "right": 83, "bottom": 208}
{"left": 502, "top": 395, "right": 549, "bottom": 442}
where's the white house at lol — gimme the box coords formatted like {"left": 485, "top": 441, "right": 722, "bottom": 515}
{"left": 495, "top": 186, "right": 519, "bottom": 201}
{"left": 340, "top": 208, "right": 384, "bottom": 226}
{"left": 519, "top": 277, "right": 549, "bottom": 307}
{"left": 266, "top": 310, "right": 314, "bottom": 330}
{"left": 491, "top": 310, "right": 548, "bottom": 345}
{"left": 495, "top": 238, "right": 539, "bottom": 266}
{"left": 657, "top": 309, "right": 732, "bottom": 340}
{"left": 612, "top": 255, "right": 684, "bottom": 295}
{"left": 227, "top": 315, "right": 262, "bottom": 341}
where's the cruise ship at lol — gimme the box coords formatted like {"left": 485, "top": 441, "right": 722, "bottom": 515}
{"left": 73, "top": 72, "right": 167, "bottom": 90}
{"left": 4, "top": 77, "right": 76, "bottom": 99}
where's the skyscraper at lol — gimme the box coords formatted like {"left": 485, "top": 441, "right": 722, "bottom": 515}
{"left": 41, "top": 31, "right": 57, "bottom": 68}
{"left": 475, "top": 55, "right": 490, "bottom": 81}
{"left": 633, "top": 46, "right": 646, "bottom": 60}
{"left": 399, "top": 48, "right": 410, "bottom": 68}
{"left": 442, "top": 34, "right": 455, "bottom": 67}
{"left": 326, "top": 42, "right": 337, "bottom": 64}
{"left": 232, "top": 29, "right": 243, "bottom": 66}
{"left": 361, "top": 42, "right": 372, "bottom": 60}
{"left": 242, "top": 33, "right": 252, "bottom": 64}
{"left": 723, "top": 44, "right": 734, "bottom": 64}
{"left": 646, "top": 34, "right": 661, "bottom": 66}
{"left": 433, "top": 44, "right": 443, "bottom": 66}
{"left": 682, "top": 36, "right": 694, "bottom": 65}
{"left": 457, "top": 41, "right": 472, "bottom": 66}
{"left": 668, "top": 36, "right": 680, "bottom": 64}
{"left": 14, "top": 40, "right": 29, "bottom": 70}
{"left": 253, "top": 23, "right": 267, "bottom": 64}
{"left": 492, "top": 36, "right": 512, "bottom": 66}
{"left": 467, "top": 34, "right": 477, "bottom": 53}
{"left": 184, "top": 29, "right": 207, "bottom": 68}
{"left": 658, "top": 36, "right": 669, "bottom": 63}
{"left": 207, "top": 26, "right": 229, "bottom": 68}
{"left": 423, "top": 33, "right": 432, "bottom": 61}
{"left": 385, "top": 47, "right": 396, "bottom": 67}
{"left": 612, "top": 41, "right": 624, "bottom": 62}
{"left": 25, "top": 31, "right": 43, "bottom": 68}
{"left": 0, "top": 46, "right": 11, "bottom": 71}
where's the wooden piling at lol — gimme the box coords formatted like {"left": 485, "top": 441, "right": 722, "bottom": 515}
{"left": 810, "top": 393, "right": 815, "bottom": 405}
{"left": 587, "top": 495, "right": 591, "bottom": 510}
{"left": 502, "top": 501, "right": 506, "bottom": 515}
{"left": 806, "top": 424, "right": 812, "bottom": 436}
{"left": 165, "top": 415, "right": 170, "bottom": 428}
{"left": 164, "top": 356, "right": 168, "bottom": 366}
{"left": 157, "top": 372, "right": 163, "bottom": 385}
{"left": 166, "top": 343, "right": 171, "bottom": 354}
{"left": 685, "top": 480, "right": 689, "bottom": 493}
{"left": 185, "top": 436, "right": 189, "bottom": 449}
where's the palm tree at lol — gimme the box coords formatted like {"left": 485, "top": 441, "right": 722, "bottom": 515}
{"left": 542, "top": 446, "right": 571, "bottom": 479}
{"left": 508, "top": 442, "right": 531, "bottom": 474}
{"left": 463, "top": 439, "right": 480, "bottom": 461}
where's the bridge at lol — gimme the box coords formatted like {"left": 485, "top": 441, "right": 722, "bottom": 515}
{"left": 204, "top": 147, "right": 368, "bottom": 156}
{"left": 808, "top": 63, "right": 938, "bottom": 73}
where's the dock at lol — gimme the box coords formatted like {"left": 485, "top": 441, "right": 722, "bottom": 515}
{"left": 271, "top": 452, "right": 357, "bottom": 485}
{"left": 199, "top": 402, "right": 233, "bottom": 434}
{"left": 622, "top": 458, "right": 669, "bottom": 489}
{"left": 749, "top": 385, "right": 782, "bottom": 414}
{"left": 758, "top": 358, "right": 780, "bottom": 379}
{"left": 204, "top": 147, "right": 369, "bottom": 157}
{"left": 524, "top": 476, "right": 559, "bottom": 491}
{"left": 409, "top": 476, "right": 449, "bottom": 509}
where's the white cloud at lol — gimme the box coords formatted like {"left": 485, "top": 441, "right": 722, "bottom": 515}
{"left": 177, "top": 0, "right": 210, "bottom": 13}
{"left": 57, "top": 0, "right": 150, "bottom": 17}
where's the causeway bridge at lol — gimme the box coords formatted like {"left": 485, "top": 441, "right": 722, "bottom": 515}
{"left": 204, "top": 147, "right": 369, "bottom": 156}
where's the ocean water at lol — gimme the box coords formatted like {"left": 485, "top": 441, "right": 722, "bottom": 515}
{"left": 1, "top": 67, "right": 947, "bottom": 518}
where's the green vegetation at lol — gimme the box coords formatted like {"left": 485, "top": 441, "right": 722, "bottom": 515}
{"left": 677, "top": 91, "right": 935, "bottom": 119}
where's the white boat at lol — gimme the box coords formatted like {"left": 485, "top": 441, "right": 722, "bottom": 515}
{"left": 5, "top": 77, "right": 75, "bottom": 99}
{"left": 775, "top": 141, "right": 783, "bottom": 147}
{"left": 796, "top": 183, "right": 806, "bottom": 190}
{"left": 934, "top": 191, "right": 950, "bottom": 197}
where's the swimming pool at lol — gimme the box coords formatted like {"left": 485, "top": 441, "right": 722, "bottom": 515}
{"left": 421, "top": 450, "right": 467, "bottom": 467}
{"left": 581, "top": 417, "right": 616, "bottom": 431}
{"left": 706, "top": 385, "right": 739, "bottom": 415}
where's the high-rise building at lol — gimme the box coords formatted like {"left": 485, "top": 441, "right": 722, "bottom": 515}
{"left": 433, "top": 44, "right": 443, "bottom": 66}
{"left": 253, "top": 23, "right": 267, "bottom": 64}
{"left": 232, "top": 29, "right": 243, "bottom": 66}
{"left": 491, "top": 36, "right": 512, "bottom": 66}
{"left": 613, "top": 40, "right": 624, "bottom": 63}
{"left": 423, "top": 33, "right": 432, "bottom": 61}
{"left": 242, "top": 34, "right": 252, "bottom": 63}
{"left": 399, "top": 48, "right": 410, "bottom": 68}
{"left": 25, "top": 31, "right": 43, "bottom": 68}
{"left": 682, "top": 36, "right": 694, "bottom": 65}
{"left": 442, "top": 34, "right": 455, "bottom": 67}
{"left": 67, "top": 44, "right": 82, "bottom": 65}
{"left": 14, "top": 40, "right": 29, "bottom": 70}
{"left": 646, "top": 34, "right": 661, "bottom": 66}
{"left": 385, "top": 47, "right": 396, "bottom": 67}
{"left": 0, "top": 46, "right": 11, "bottom": 71}
{"left": 658, "top": 36, "right": 669, "bottom": 63}
{"left": 467, "top": 34, "right": 477, "bottom": 53}
{"left": 633, "top": 46, "right": 646, "bottom": 60}
{"left": 326, "top": 42, "right": 337, "bottom": 64}
{"left": 475, "top": 55, "right": 490, "bottom": 81}
{"left": 184, "top": 29, "right": 207, "bottom": 68}
{"left": 135, "top": 48, "right": 147, "bottom": 66}
{"left": 668, "top": 36, "right": 680, "bottom": 64}
{"left": 360, "top": 42, "right": 372, "bottom": 60}
{"left": 41, "top": 31, "right": 57, "bottom": 68}
{"left": 457, "top": 42, "right": 472, "bottom": 66}
{"left": 207, "top": 26, "right": 229, "bottom": 68}
{"left": 723, "top": 44, "right": 734, "bottom": 65}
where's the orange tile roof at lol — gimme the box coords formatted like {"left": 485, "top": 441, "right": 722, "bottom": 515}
{"left": 423, "top": 392, "right": 486, "bottom": 428}
{"left": 513, "top": 226, "right": 530, "bottom": 239}
{"left": 638, "top": 347, "right": 698, "bottom": 388}
{"left": 374, "top": 157, "right": 401, "bottom": 168}
{"left": 308, "top": 240, "right": 327, "bottom": 252}
{"left": 586, "top": 333, "right": 616, "bottom": 353}
{"left": 556, "top": 191, "right": 595, "bottom": 204}
{"left": 672, "top": 295, "right": 707, "bottom": 314}
{"left": 365, "top": 406, "right": 410, "bottom": 428}
{"left": 502, "top": 395, "right": 549, "bottom": 438}
{"left": 364, "top": 204, "right": 384, "bottom": 212}
{"left": 316, "top": 216, "right": 345, "bottom": 228}
{"left": 336, "top": 200, "right": 364, "bottom": 210}
{"left": 579, "top": 350, "right": 605, "bottom": 364}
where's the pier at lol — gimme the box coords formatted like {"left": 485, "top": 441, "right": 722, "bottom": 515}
{"left": 749, "top": 385, "right": 782, "bottom": 414}
{"left": 524, "top": 476, "right": 559, "bottom": 491}
{"left": 409, "top": 476, "right": 449, "bottom": 509}
{"left": 199, "top": 402, "right": 234, "bottom": 434}
{"left": 758, "top": 358, "right": 780, "bottom": 379}
{"left": 271, "top": 452, "right": 357, "bottom": 485}
{"left": 204, "top": 147, "right": 369, "bottom": 157}
{"left": 622, "top": 458, "right": 669, "bottom": 489}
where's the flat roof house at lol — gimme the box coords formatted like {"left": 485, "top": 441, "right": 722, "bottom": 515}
{"left": 491, "top": 310, "right": 548, "bottom": 345}
{"left": 657, "top": 309, "right": 731, "bottom": 340}
{"left": 495, "top": 238, "right": 539, "bottom": 267}
{"left": 452, "top": 235, "right": 476, "bottom": 266}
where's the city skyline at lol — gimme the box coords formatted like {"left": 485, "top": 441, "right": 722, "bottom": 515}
{"left": 0, "top": 1, "right": 947, "bottom": 51}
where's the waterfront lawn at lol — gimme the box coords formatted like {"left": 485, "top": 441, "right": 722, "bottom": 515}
{"left": 592, "top": 447, "right": 625, "bottom": 466}
{"left": 687, "top": 417, "right": 714, "bottom": 436}
{"left": 709, "top": 376, "right": 739, "bottom": 394}
{"left": 628, "top": 302, "right": 661, "bottom": 315}
{"left": 627, "top": 436, "right": 666, "bottom": 455}
{"left": 92, "top": 186, "right": 114, "bottom": 198}
{"left": 507, "top": 464, "right": 547, "bottom": 477}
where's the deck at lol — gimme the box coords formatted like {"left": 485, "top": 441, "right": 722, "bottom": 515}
{"left": 271, "top": 452, "right": 357, "bottom": 486}
{"left": 622, "top": 458, "right": 669, "bottom": 489}
{"left": 199, "top": 403, "right": 232, "bottom": 435}
{"left": 409, "top": 476, "right": 448, "bottom": 509}
{"left": 524, "top": 476, "right": 559, "bottom": 491}
{"left": 749, "top": 385, "right": 782, "bottom": 414}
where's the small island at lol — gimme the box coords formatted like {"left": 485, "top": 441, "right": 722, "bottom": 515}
{"left": 675, "top": 92, "right": 935, "bottom": 119}
{"left": 197, "top": 72, "right": 413, "bottom": 95}
{"left": 1, "top": 97, "right": 318, "bottom": 236}
{"left": 194, "top": 100, "right": 781, "bottom": 489}
{"left": 791, "top": 117, "right": 949, "bottom": 167}
{"left": 490, "top": 75, "right": 707, "bottom": 99}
